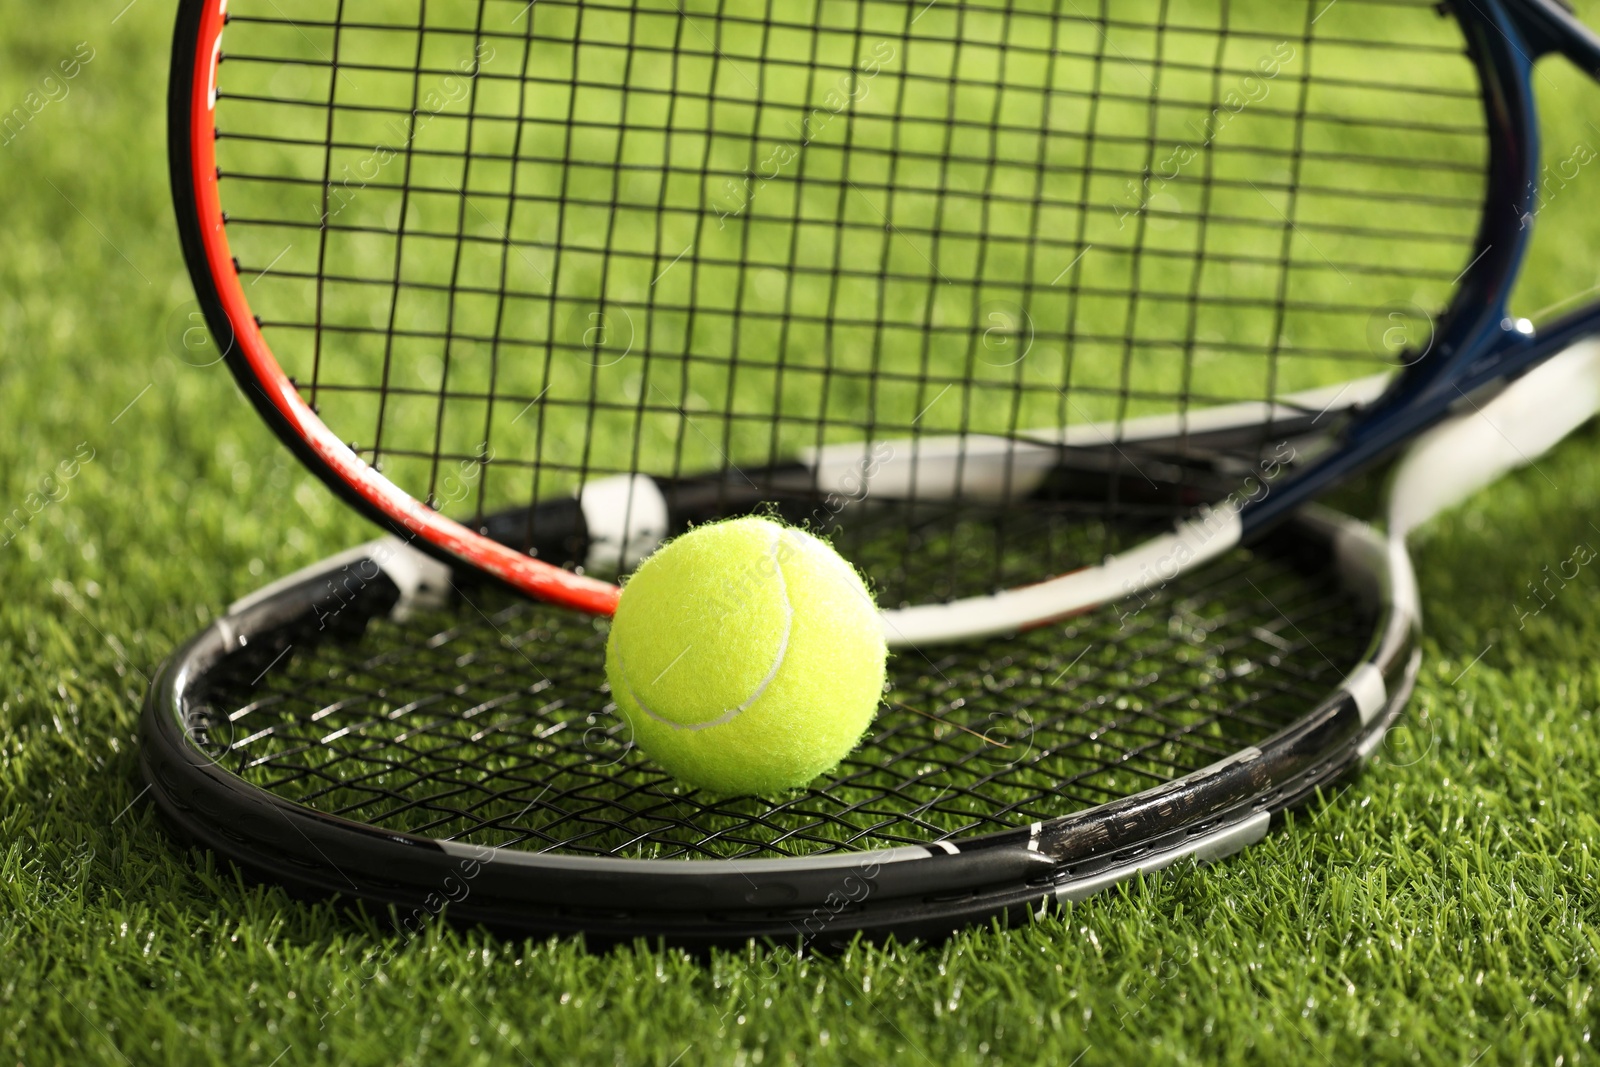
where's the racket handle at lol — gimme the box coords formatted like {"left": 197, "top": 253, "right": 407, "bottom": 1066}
{"left": 476, "top": 465, "right": 814, "bottom": 576}
{"left": 1387, "top": 339, "right": 1600, "bottom": 539}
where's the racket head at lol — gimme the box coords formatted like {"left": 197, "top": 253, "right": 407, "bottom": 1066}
{"left": 140, "top": 497, "right": 1417, "bottom": 948}
{"left": 166, "top": 0, "right": 1598, "bottom": 632}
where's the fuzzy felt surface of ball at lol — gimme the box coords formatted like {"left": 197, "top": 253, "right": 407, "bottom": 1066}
{"left": 604, "top": 516, "right": 887, "bottom": 796}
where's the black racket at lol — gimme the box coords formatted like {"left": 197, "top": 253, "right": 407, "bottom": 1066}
{"left": 139, "top": 517, "right": 1399, "bottom": 945}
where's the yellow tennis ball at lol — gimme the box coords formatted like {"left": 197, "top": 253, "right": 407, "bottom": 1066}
{"left": 604, "top": 516, "right": 887, "bottom": 796}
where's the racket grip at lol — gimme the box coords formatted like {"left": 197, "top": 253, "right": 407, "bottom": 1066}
{"left": 475, "top": 465, "right": 815, "bottom": 576}
{"left": 1387, "top": 339, "right": 1600, "bottom": 538}
{"left": 477, "top": 495, "right": 588, "bottom": 564}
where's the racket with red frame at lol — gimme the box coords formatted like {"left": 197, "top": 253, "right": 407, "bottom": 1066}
{"left": 170, "top": 0, "right": 1600, "bottom": 646}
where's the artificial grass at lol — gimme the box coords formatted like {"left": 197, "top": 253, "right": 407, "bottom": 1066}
{"left": 1, "top": 1, "right": 1597, "bottom": 1064}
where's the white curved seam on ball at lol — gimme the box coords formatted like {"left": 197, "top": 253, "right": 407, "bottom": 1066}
{"left": 623, "top": 530, "right": 796, "bottom": 732}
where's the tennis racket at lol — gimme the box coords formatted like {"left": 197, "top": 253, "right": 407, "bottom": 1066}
{"left": 170, "top": 0, "right": 1600, "bottom": 645}
{"left": 139, "top": 341, "right": 1600, "bottom": 948}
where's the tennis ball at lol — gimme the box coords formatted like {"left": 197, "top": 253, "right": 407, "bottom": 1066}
{"left": 604, "top": 516, "right": 887, "bottom": 796}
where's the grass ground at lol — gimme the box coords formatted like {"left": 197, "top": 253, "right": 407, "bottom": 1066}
{"left": 1, "top": 1, "right": 1597, "bottom": 1064}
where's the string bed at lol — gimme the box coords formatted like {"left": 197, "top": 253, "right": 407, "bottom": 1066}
{"left": 191, "top": 519, "right": 1372, "bottom": 860}
{"left": 209, "top": 0, "right": 1484, "bottom": 592}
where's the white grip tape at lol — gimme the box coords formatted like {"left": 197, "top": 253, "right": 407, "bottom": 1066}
{"left": 1388, "top": 341, "right": 1600, "bottom": 539}
{"left": 880, "top": 506, "right": 1245, "bottom": 647}
{"left": 805, "top": 374, "right": 1392, "bottom": 507}
{"left": 579, "top": 474, "right": 670, "bottom": 575}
